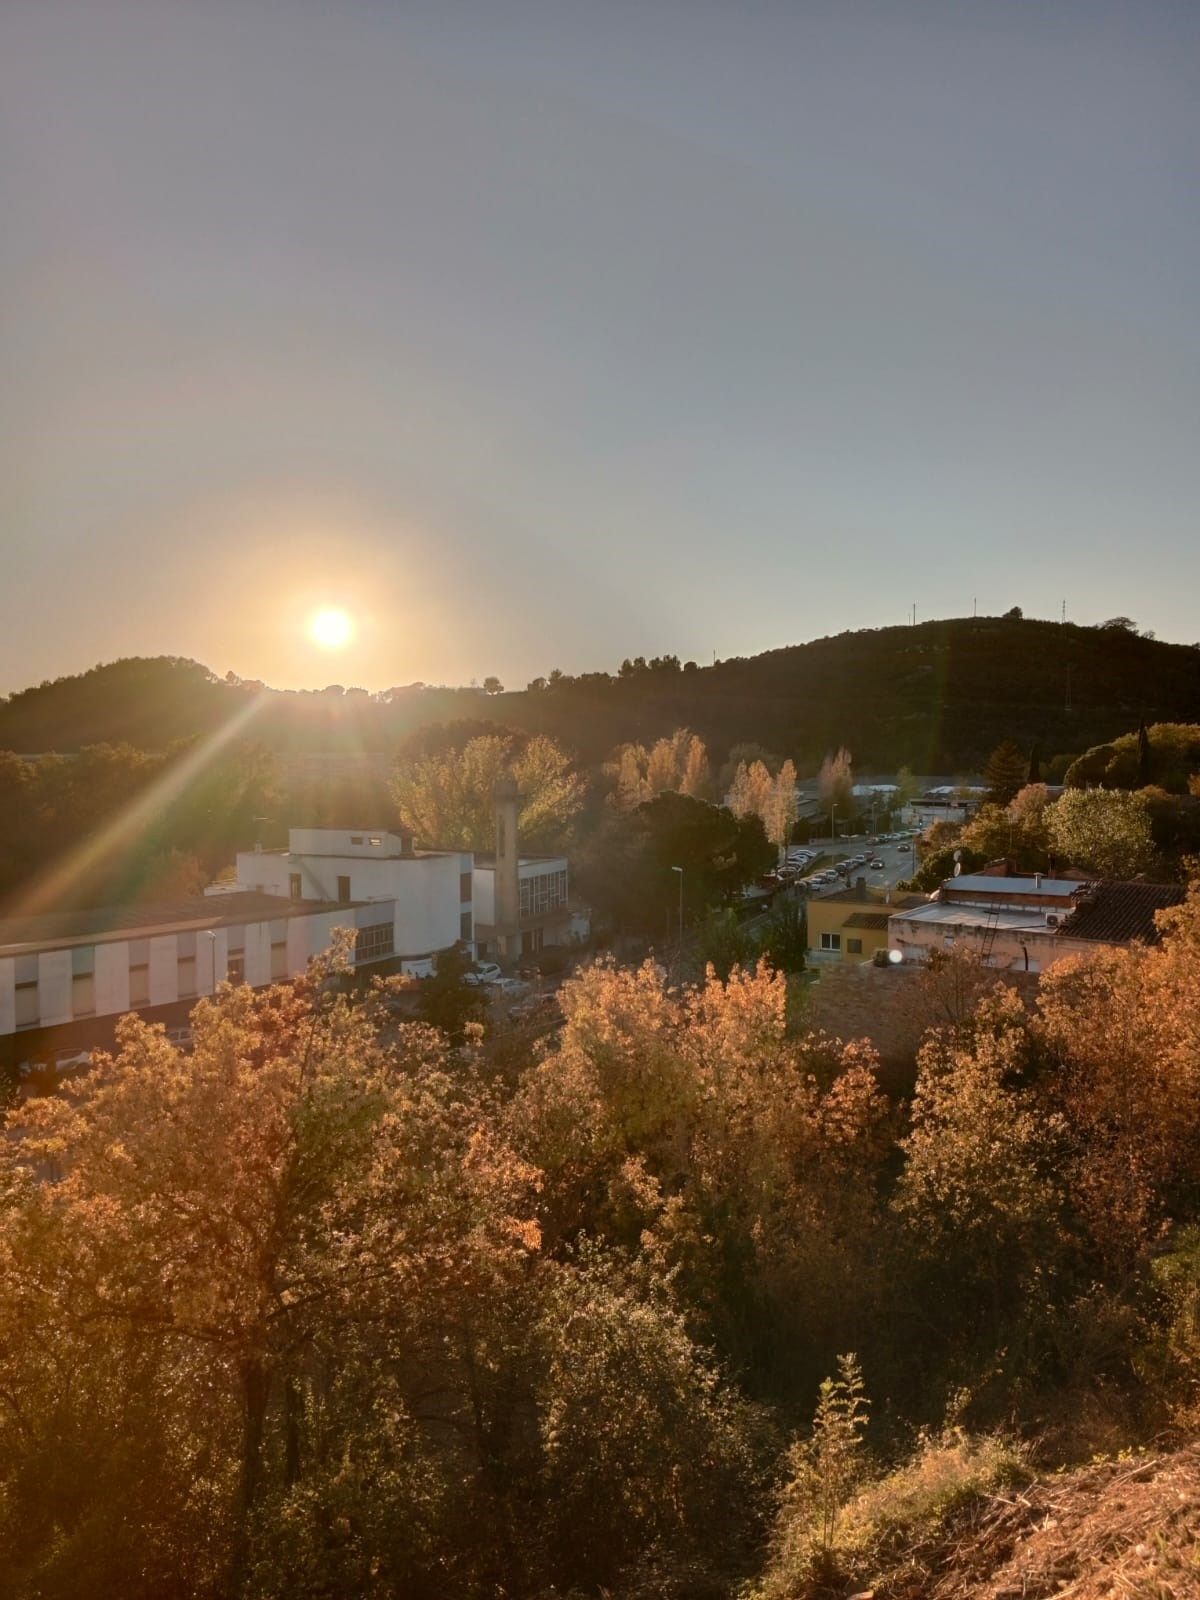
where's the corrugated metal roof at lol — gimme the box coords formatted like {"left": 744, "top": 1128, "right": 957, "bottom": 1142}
{"left": 946, "top": 874, "right": 1087, "bottom": 897}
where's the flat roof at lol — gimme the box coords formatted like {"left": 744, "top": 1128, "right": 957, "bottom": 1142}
{"left": 944, "top": 875, "right": 1087, "bottom": 897}
{"left": 472, "top": 854, "right": 566, "bottom": 868}
{"left": 892, "top": 902, "right": 1058, "bottom": 934}
{"left": 818, "top": 887, "right": 927, "bottom": 909}
{"left": 0, "top": 892, "right": 363, "bottom": 957}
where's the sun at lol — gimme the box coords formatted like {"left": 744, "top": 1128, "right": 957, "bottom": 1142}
{"left": 308, "top": 607, "right": 355, "bottom": 651}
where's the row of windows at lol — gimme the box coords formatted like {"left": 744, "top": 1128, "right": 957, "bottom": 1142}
{"left": 13, "top": 944, "right": 270, "bottom": 1027}
{"left": 355, "top": 923, "right": 395, "bottom": 964}
{"left": 818, "top": 933, "right": 864, "bottom": 955}
{"left": 519, "top": 869, "right": 568, "bottom": 920}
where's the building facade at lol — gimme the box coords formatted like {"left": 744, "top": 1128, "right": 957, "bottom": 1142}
{"left": 887, "top": 873, "right": 1186, "bottom": 973}
{"left": 233, "top": 828, "right": 474, "bottom": 969}
{"left": 807, "top": 880, "right": 927, "bottom": 962}
{"left": 0, "top": 892, "right": 389, "bottom": 1070}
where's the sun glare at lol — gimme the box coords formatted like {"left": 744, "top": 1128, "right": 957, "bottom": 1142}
{"left": 308, "top": 607, "right": 354, "bottom": 651}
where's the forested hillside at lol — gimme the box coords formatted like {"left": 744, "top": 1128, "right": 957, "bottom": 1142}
{"left": 4, "top": 616, "right": 1198, "bottom": 771}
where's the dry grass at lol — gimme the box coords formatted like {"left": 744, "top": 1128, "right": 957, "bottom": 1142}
{"left": 752, "top": 1436, "right": 1200, "bottom": 1600}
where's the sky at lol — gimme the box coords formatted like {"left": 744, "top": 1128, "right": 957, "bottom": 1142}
{"left": 2, "top": 0, "right": 1198, "bottom": 694}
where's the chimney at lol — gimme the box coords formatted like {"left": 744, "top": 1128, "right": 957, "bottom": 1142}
{"left": 1034, "top": 872, "right": 1042, "bottom": 889}
{"left": 856, "top": 876, "right": 867, "bottom": 895}
{"left": 494, "top": 774, "right": 522, "bottom": 960}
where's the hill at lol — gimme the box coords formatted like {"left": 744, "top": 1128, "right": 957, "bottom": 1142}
{"left": 3, "top": 616, "right": 1198, "bottom": 771}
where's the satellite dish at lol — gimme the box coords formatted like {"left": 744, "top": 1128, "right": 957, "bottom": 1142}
{"left": 953, "top": 849, "right": 963, "bottom": 876}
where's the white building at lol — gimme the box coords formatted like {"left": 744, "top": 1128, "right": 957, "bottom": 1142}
{"left": 469, "top": 778, "right": 582, "bottom": 960}
{"left": 0, "top": 890, "right": 390, "bottom": 1071}
{"left": 233, "top": 828, "right": 473, "bottom": 971}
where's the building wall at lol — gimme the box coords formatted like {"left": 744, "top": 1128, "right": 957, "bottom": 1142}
{"left": 807, "top": 893, "right": 893, "bottom": 962}
{"left": 888, "top": 914, "right": 1099, "bottom": 975}
{"left": 0, "top": 906, "right": 378, "bottom": 1042}
{"left": 236, "top": 848, "right": 471, "bottom": 958}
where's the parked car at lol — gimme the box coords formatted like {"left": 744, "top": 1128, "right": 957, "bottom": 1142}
{"left": 464, "top": 961, "right": 503, "bottom": 986}
{"left": 490, "top": 976, "right": 529, "bottom": 997}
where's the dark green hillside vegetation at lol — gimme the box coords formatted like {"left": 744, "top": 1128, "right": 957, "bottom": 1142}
{"left": 4, "top": 617, "right": 1199, "bottom": 770}
{"left": 1066, "top": 721, "right": 1200, "bottom": 791}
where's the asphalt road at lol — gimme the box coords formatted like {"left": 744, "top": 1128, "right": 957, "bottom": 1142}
{"left": 798, "top": 830, "right": 919, "bottom": 897}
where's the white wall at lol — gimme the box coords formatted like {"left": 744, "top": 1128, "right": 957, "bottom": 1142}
{"left": 95, "top": 941, "right": 131, "bottom": 1015}
{"left": 472, "top": 866, "right": 496, "bottom": 925}
{"left": 0, "top": 957, "right": 14, "bottom": 1036}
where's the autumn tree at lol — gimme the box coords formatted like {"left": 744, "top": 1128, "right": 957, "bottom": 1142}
{"left": 390, "top": 732, "right": 584, "bottom": 851}
{"left": 817, "top": 747, "right": 854, "bottom": 825}
{"left": 763, "top": 760, "right": 799, "bottom": 860}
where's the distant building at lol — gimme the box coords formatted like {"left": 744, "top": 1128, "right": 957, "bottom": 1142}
{"left": 888, "top": 873, "right": 1186, "bottom": 973}
{"left": 2, "top": 794, "right": 589, "bottom": 1074}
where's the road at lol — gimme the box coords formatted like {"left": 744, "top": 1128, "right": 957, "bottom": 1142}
{"left": 797, "top": 829, "right": 919, "bottom": 898}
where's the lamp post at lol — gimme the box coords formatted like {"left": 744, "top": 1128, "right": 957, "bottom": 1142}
{"left": 671, "top": 866, "right": 684, "bottom": 944}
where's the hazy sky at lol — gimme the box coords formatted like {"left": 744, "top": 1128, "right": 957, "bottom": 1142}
{"left": 3, "top": 1, "right": 1198, "bottom": 693}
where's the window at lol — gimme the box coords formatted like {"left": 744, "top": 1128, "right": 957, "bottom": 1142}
{"left": 518, "top": 868, "right": 568, "bottom": 920}
{"left": 350, "top": 835, "right": 363, "bottom": 845}
{"left": 368, "top": 836, "right": 382, "bottom": 846}
{"left": 177, "top": 957, "right": 197, "bottom": 997}
{"left": 846, "top": 938, "right": 863, "bottom": 955}
{"left": 129, "top": 965, "right": 150, "bottom": 1006}
{"left": 15, "top": 982, "right": 38, "bottom": 1029}
{"left": 460, "top": 871, "right": 473, "bottom": 903}
{"left": 289, "top": 873, "right": 302, "bottom": 900}
{"left": 337, "top": 875, "right": 351, "bottom": 902}
{"left": 226, "top": 953, "right": 246, "bottom": 986}
{"left": 271, "top": 941, "right": 288, "bottom": 980}
{"left": 460, "top": 910, "right": 473, "bottom": 941}
{"left": 355, "top": 922, "right": 394, "bottom": 964}
{"left": 820, "top": 932, "right": 842, "bottom": 951}
{"left": 521, "top": 926, "right": 544, "bottom": 956}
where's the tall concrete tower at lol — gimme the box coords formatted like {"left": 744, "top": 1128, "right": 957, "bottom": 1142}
{"left": 494, "top": 774, "right": 522, "bottom": 960}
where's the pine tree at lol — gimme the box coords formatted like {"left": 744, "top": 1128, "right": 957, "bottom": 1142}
{"left": 1137, "top": 720, "right": 1152, "bottom": 787}
{"left": 983, "top": 739, "right": 1027, "bottom": 806}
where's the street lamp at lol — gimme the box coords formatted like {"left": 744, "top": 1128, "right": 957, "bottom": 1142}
{"left": 671, "top": 866, "right": 684, "bottom": 942}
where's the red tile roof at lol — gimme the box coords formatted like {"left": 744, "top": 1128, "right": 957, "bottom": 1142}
{"left": 1061, "top": 880, "right": 1186, "bottom": 945}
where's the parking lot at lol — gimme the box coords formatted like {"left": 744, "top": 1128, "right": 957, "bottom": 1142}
{"left": 784, "top": 828, "right": 920, "bottom": 897}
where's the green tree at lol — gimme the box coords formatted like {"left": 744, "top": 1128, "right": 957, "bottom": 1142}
{"left": 1046, "top": 788, "right": 1156, "bottom": 877}
{"left": 982, "top": 739, "right": 1027, "bottom": 806}
{"left": 759, "top": 897, "right": 807, "bottom": 973}
{"left": 416, "top": 942, "right": 487, "bottom": 1042}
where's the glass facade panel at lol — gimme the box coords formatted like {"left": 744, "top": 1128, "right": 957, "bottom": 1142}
{"left": 518, "top": 868, "right": 568, "bottom": 919}
{"left": 355, "top": 922, "right": 394, "bottom": 964}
